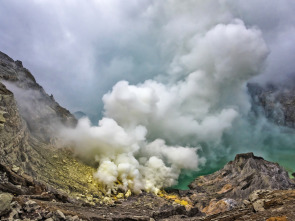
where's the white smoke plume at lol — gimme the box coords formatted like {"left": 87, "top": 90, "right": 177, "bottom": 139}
{"left": 1, "top": 0, "right": 295, "bottom": 118}
{"left": 62, "top": 117, "right": 204, "bottom": 193}
{"left": 61, "top": 1, "right": 271, "bottom": 193}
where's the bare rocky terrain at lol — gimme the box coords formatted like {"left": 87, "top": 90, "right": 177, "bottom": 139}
{"left": 1, "top": 51, "right": 295, "bottom": 220}
{"left": 248, "top": 82, "right": 295, "bottom": 128}
{"left": 1, "top": 152, "right": 294, "bottom": 221}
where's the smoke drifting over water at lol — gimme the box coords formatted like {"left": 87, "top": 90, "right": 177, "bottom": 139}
{"left": 60, "top": 0, "right": 295, "bottom": 193}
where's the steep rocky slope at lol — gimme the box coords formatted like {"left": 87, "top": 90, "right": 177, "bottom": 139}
{"left": 0, "top": 51, "right": 103, "bottom": 199}
{"left": 189, "top": 153, "right": 294, "bottom": 200}
{"left": 187, "top": 153, "right": 294, "bottom": 216}
{"left": 0, "top": 51, "right": 76, "bottom": 142}
{"left": 248, "top": 82, "right": 295, "bottom": 128}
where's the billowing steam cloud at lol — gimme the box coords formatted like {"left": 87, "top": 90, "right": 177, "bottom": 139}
{"left": 103, "top": 21, "right": 268, "bottom": 144}
{"left": 61, "top": 3, "right": 271, "bottom": 193}
{"left": 62, "top": 117, "right": 204, "bottom": 193}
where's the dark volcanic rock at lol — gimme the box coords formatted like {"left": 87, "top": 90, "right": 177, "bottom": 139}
{"left": 0, "top": 51, "right": 103, "bottom": 198}
{"left": 248, "top": 82, "right": 295, "bottom": 128}
{"left": 0, "top": 82, "right": 30, "bottom": 167}
{"left": 187, "top": 153, "right": 295, "bottom": 216}
{"left": 189, "top": 153, "right": 294, "bottom": 201}
{"left": 0, "top": 162, "right": 47, "bottom": 195}
{"left": 0, "top": 51, "right": 77, "bottom": 143}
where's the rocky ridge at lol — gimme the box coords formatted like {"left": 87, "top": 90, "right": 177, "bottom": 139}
{"left": 0, "top": 51, "right": 77, "bottom": 143}
{"left": 186, "top": 153, "right": 295, "bottom": 216}
{"left": 0, "top": 51, "right": 105, "bottom": 200}
{"left": 189, "top": 153, "right": 294, "bottom": 200}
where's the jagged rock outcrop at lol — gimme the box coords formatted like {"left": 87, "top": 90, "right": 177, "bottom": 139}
{"left": 189, "top": 153, "right": 294, "bottom": 199}
{"left": 0, "top": 51, "right": 104, "bottom": 198}
{"left": 0, "top": 51, "right": 77, "bottom": 143}
{"left": 187, "top": 153, "right": 294, "bottom": 216}
{"left": 248, "top": 82, "right": 295, "bottom": 128}
{"left": 0, "top": 82, "right": 26, "bottom": 165}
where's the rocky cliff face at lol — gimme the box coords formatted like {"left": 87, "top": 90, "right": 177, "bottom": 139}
{"left": 248, "top": 82, "right": 295, "bottom": 128}
{"left": 189, "top": 153, "right": 294, "bottom": 199}
{"left": 187, "top": 153, "right": 294, "bottom": 216}
{"left": 0, "top": 51, "right": 103, "bottom": 200}
{"left": 0, "top": 51, "right": 76, "bottom": 143}
{"left": 0, "top": 82, "right": 30, "bottom": 167}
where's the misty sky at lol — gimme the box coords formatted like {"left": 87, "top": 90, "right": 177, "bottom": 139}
{"left": 1, "top": 0, "right": 295, "bottom": 122}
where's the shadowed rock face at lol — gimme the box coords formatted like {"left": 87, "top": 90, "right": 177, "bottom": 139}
{"left": 248, "top": 82, "right": 295, "bottom": 128}
{"left": 185, "top": 152, "right": 295, "bottom": 217}
{"left": 0, "top": 51, "right": 77, "bottom": 143}
{"left": 189, "top": 153, "right": 294, "bottom": 202}
{"left": 0, "top": 51, "right": 104, "bottom": 198}
{"left": 0, "top": 82, "right": 30, "bottom": 168}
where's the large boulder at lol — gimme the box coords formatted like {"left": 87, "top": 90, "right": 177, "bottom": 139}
{"left": 0, "top": 192, "right": 13, "bottom": 216}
